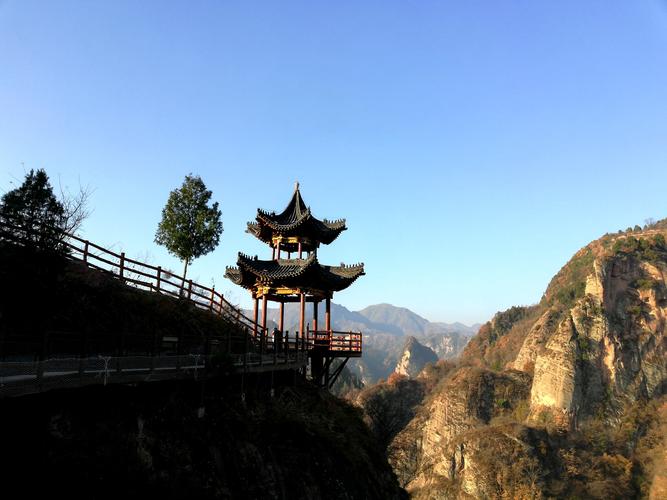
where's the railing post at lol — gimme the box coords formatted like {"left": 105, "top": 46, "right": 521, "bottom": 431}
{"left": 204, "top": 329, "right": 211, "bottom": 379}
{"left": 119, "top": 252, "right": 125, "bottom": 279}
{"left": 156, "top": 266, "right": 161, "bottom": 292}
{"left": 260, "top": 327, "right": 264, "bottom": 365}
{"left": 37, "top": 330, "right": 49, "bottom": 391}
{"left": 188, "top": 279, "right": 193, "bottom": 300}
{"left": 151, "top": 328, "right": 159, "bottom": 374}
{"left": 285, "top": 331, "right": 289, "bottom": 364}
{"left": 209, "top": 286, "right": 215, "bottom": 311}
{"left": 116, "top": 331, "right": 124, "bottom": 374}
{"left": 83, "top": 240, "right": 89, "bottom": 263}
{"left": 176, "top": 334, "right": 182, "bottom": 371}
{"left": 273, "top": 327, "right": 277, "bottom": 365}
{"left": 78, "top": 328, "right": 87, "bottom": 379}
{"left": 244, "top": 327, "right": 249, "bottom": 372}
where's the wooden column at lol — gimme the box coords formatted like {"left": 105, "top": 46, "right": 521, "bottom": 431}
{"left": 272, "top": 246, "right": 276, "bottom": 260}
{"left": 253, "top": 296, "right": 259, "bottom": 338}
{"left": 299, "top": 292, "right": 306, "bottom": 346}
{"left": 261, "top": 294, "right": 268, "bottom": 335}
{"left": 276, "top": 241, "right": 281, "bottom": 259}
{"left": 298, "top": 241, "right": 302, "bottom": 259}
{"left": 313, "top": 301, "right": 318, "bottom": 333}
{"left": 279, "top": 301, "right": 285, "bottom": 332}
{"left": 325, "top": 297, "right": 331, "bottom": 331}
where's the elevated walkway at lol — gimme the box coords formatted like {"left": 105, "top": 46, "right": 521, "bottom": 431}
{"left": 0, "top": 351, "right": 307, "bottom": 398}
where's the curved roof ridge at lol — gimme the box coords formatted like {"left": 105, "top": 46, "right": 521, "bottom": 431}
{"left": 248, "top": 185, "right": 348, "bottom": 247}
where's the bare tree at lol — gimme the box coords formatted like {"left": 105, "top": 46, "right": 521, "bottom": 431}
{"left": 58, "top": 178, "right": 93, "bottom": 234}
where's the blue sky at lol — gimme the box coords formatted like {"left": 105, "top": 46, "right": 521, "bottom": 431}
{"left": 1, "top": 1, "right": 666, "bottom": 324}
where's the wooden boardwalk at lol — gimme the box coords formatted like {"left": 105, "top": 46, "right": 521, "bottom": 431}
{"left": 0, "top": 216, "right": 360, "bottom": 397}
{"left": 0, "top": 351, "right": 308, "bottom": 398}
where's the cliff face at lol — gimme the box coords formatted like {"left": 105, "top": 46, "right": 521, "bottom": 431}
{"left": 527, "top": 238, "right": 666, "bottom": 428}
{"left": 394, "top": 336, "right": 438, "bottom": 378}
{"left": 2, "top": 376, "right": 407, "bottom": 500}
{"left": 388, "top": 367, "right": 533, "bottom": 496}
{"left": 386, "top": 226, "right": 667, "bottom": 498}
{"left": 419, "top": 330, "right": 471, "bottom": 360}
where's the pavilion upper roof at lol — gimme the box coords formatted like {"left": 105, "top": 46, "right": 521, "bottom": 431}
{"left": 224, "top": 252, "right": 365, "bottom": 295}
{"left": 246, "top": 184, "right": 346, "bottom": 250}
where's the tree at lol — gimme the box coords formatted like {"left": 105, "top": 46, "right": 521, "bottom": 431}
{"left": 0, "top": 169, "right": 66, "bottom": 249}
{"left": 155, "top": 174, "right": 223, "bottom": 284}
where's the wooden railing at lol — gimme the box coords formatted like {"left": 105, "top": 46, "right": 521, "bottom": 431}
{"left": 0, "top": 216, "right": 363, "bottom": 363}
{"left": 306, "top": 330, "right": 363, "bottom": 355}
{"left": 0, "top": 215, "right": 263, "bottom": 336}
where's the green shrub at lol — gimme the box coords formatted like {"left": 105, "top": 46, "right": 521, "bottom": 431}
{"left": 633, "top": 278, "right": 656, "bottom": 291}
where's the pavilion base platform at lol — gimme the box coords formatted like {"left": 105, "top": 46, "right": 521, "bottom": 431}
{"left": 307, "top": 329, "right": 362, "bottom": 389}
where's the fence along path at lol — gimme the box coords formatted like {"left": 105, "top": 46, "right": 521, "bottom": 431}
{"left": 0, "top": 215, "right": 256, "bottom": 331}
{"left": 0, "top": 216, "right": 307, "bottom": 398}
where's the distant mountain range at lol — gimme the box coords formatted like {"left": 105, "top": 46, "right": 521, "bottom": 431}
{"left": 245, "top": 302, "right": 480, "bottom": 384}
{"left": 245, "top": 302, "right": 479, "bottom": 338}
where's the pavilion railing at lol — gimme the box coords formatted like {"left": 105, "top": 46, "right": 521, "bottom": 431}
{"left": 305, "top": 330, "right": 362, "bottom": 353}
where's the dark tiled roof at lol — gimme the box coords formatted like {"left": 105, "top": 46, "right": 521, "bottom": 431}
{"left": 224, "top": 252, "right": 365, "bottom": 293}
{"left": 247, "top": 185, "right": 346, "bottom": 249}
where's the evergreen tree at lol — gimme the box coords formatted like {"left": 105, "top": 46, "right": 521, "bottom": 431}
{"left": 0, "top": 169, "right": 66, "bottom": 249}
{"left": 155, "top": 174, "right": 223, "bottom": 283}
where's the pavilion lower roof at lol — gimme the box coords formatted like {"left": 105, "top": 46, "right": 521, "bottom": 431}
{"left": 224, "top": 252, "right": 364, "bottom": 294}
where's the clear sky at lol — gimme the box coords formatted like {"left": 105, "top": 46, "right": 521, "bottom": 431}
{"left": 1, "top": 1, "right": 666, "bottom": 324}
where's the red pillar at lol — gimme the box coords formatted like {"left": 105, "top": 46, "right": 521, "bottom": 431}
{"left": 253, "top": 296, "right": 259, "bottom": 338}
{"left": 298, "top": 241, "right": 302, "bottom": 259}
{"left": 261, "top": 294, "right": 268, "bottom": 334}
{"left": 313, "top": 301, "right": 318, "bottom": 333}
{"left": 325, "top": 297, "right": 331, "bottom": 333}
{"left": 299, "top": 292, "right": 306, "bottom": 347}
{"left": 325, "top": 297, "right": 331, "bottom": 349}
{"left": 279, "top": 301, "right": 284, "bottom": 332}
{"left": 276, "top": 241, "right": 281, "bottom": 259}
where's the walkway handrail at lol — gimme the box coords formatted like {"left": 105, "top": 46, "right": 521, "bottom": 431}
{"left": 0, "top": 214, "right": 266, "bottom": 338}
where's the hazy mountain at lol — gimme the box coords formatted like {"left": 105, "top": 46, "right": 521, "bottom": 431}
{"left": 428, "top": 321, "right": 481, "bottom": 336}
{"left": 245, "top": 302, "right": 479, "bottom": 385}
{"left": 357, "top": 304, "right": 429, "bottom": 337}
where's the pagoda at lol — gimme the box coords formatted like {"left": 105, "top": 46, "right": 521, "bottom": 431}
{"left": 225, "top": 183, "right": 364, "bottom": 387}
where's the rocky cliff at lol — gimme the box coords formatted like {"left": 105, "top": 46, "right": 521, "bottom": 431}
{"left": 394, "top": 336, "right": 438, "bottom": 378}
{"left": 383, "top": 224, "right": 667, "bottom": 498}
{"left": 1, "top": 374, "right": 408, "bottom": 500}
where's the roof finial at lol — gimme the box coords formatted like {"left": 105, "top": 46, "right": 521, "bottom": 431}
{"left": 294, "top": 181, "right": 300, "bottom": 192}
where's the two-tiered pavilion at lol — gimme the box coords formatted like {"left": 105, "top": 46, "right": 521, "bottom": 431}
{"left": 224, "top": 183, "right": 364, "bottom": 387}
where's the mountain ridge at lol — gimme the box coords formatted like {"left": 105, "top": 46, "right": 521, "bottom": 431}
{"left": 372, "top": 221, "right": 667, "bottom": 498}
{"left": 244, "top": 302, "right": 479, "bottom": 338}
{"left": 243, "top": 302, "right": 479, "bottom": 384}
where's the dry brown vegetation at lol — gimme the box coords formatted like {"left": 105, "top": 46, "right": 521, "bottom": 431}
{"left": 386, "top": 220, "right": 667, "bottom": 498}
